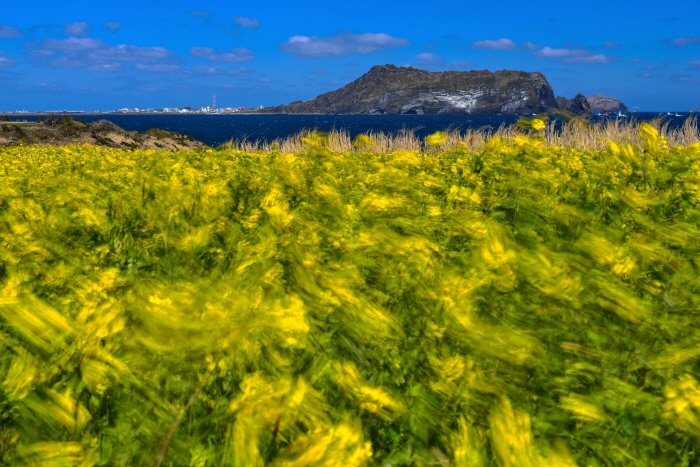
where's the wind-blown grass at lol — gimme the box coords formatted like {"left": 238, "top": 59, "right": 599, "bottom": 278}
{"left": 1, "top": 120, "right": 700, "bottom": 466}
{"left": 221, "top": 115, "right": 700, "bottom": 154}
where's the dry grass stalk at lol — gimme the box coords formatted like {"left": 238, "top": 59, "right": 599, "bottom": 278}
{"left": 220, "top": 115, "right": 699, "bottom": 154}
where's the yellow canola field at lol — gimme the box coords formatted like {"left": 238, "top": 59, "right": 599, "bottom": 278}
{"left": 2, "top": 124, "right": 700, "bottom": 466}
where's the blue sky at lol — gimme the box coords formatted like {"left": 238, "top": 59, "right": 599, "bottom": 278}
{"left": 1, "top": 0, "right": 699, "bottom": 111}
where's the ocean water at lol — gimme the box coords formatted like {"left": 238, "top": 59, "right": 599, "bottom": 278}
{"left": 6, "top": 113, "right": 697, "bottom": 147}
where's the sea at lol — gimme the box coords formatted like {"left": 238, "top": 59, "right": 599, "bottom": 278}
{"left": 6, "top": 113, "right": 698, "bottom": 147}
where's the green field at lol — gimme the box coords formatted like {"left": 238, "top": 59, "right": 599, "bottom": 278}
{"left": 2, "top": 121, "right": 700, "bottom": 466}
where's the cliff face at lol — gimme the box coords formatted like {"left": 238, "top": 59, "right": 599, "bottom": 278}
{"left": 263, "top": 65, "right": 558, "bottom": 115}
{"left": 555, "top": 94, "right": 592, "bottom": 116}
{"left": 587, "top": 94, "right": 628, "bottom": 113}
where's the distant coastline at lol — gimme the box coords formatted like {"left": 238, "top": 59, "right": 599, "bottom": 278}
{"left": 3, "top": 112, "right": 695, "bottom": 148}
{"left": 1, "top": 112, "right": 266, "bottom": 117}
{"left": 4, "top": 111, "right": 676, "bottom": 117}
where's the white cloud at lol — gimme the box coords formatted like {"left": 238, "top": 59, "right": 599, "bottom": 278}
{"left": 44, "top": 37, "right": 103, "bottom": 52}
{"left": 193, "top": 66, "right": 252, "bottom": 75}
{"left": 604, "top": 41, "right": 621, "bottom": 48}
{"left": 534, "top": 46, "right": 615, "bottom": 63}
{"left": 0, "top": 25, "right": 22, "bottom": 38}
{"left": 472, "top": 38, "right": 518, "bottom": 50}
{"left": 472, "top": 38, "right": 540, "bottom": 50}
{"left": 279, "top": 32, "right": 409, "bottom": 58}
{"left": 668, "top": 36, "right": 700, "bottom": 47}
{"left": 64, "top": 22, "right": 91, "bottom": 37}
{"left": 35, "top": 37, "right": 174, "bottom": 72}
{"left": 416, "top": 52, "right": 441, "bottom": 61}
{"left": 534, "top": 47, "right": 572, "bottom": 58}
{"left": 103, "top": 22, "right": 121, "bottom": 32}
{"left": 689, "top": 60, "right": 700, "bottom": 69}
{"left": 190, "top": 46, "right": 254, "bottom": 62}
{"left": 233, "top": 17, "right": 260, "bottom": 28}
{"left": 0, "top": 56, "right": 17, "bottom": 67}
{"left": 190, "top": 10, "right": 211, "bottom": 18}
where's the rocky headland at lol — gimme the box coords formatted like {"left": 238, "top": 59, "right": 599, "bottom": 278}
{"left": 555, "top": 94, "right": 592, "bottom": 116}
{"left": 261, "top": 65, "right": 626, "bottom": 117}
{"left": 262, "top": 64, "right": 559, "bottom": 115}
{"left": 586, "top": 94, "right": 629, "bottom": 113}
{"left": 0, "top": 116, "right": 206, "bottom": 149}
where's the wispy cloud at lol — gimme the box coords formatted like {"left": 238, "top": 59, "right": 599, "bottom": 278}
{"left": 135, "top": 64, "right": 180, "bottom": 73}
{"left": 32, "top": 37, "right": 174, "bottom": 72}
{"left": 416, "top": 52, "right": 441, "bottom": 61}
{"left": 103, "top": 22, "right": 121, "bottom": 33}
{"left": 193, "top": 66, "right": 252, "bottom": 75}
{"left": 472, "top": 38, "right": 516, "bottom": 50}
{"left": 534, "top": 46, "right": 615, "bottom": 63}
{"left": 472, "top": 38, "right": 539, "bottom": 50}
{"left": 0, "top": 51, "right": 17, "bottom": 68}
{"left": 604, "top": 41, "right": 620, "bottom": 48}
{"left": 233, "top": 17, "right": 260, "bottom": 28}
{"left": 645, "top": 60, "right": 676, "bottom": 70}
{"left": 190, "top": 46, "right": 254, "bottom": 62}
{"left": 189, "top": 10, "right": 211, "bottom": 18}
{"left": 689, "top": 60, "right": 700, "bottom": 70}
{"left": 671, "top": 74, "right": 700, "bottom": 84}
{"left": 668, "top": 36, "right": 700, "bottom": 47}
{"left": 64, "top": 22, "right": 91, "bottom": 37}
{"left": 279, "top": 32, "right": 409, "bottom": 58}
{"left": 0, "top": 25, "right": 22, "bottom": 38}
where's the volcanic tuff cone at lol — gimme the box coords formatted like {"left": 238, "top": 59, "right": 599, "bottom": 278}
{"left": 262, "top": 64, "right": 559, "bottom": 115}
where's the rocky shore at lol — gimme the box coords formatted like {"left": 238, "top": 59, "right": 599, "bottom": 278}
{"left": 0, "top": 116, "right": 206, "bottom": 149}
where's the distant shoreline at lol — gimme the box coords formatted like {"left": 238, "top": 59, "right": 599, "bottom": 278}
{"left": 1, "top": 112, "right": 267, "bottom": 117}
{"left": 2, "top": 111, "right": 690, "bottom": 118}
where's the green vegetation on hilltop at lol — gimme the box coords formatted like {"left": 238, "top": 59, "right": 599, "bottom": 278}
{"left": 1, "top": 121, "right": 700, "bottom": 466}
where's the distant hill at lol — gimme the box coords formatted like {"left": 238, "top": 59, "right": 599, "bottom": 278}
{"left": 261, "top": 64, "right": 560, "bottom": 115}
{"left": 587, "top": 94, "right": 628, "bottom": 113}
